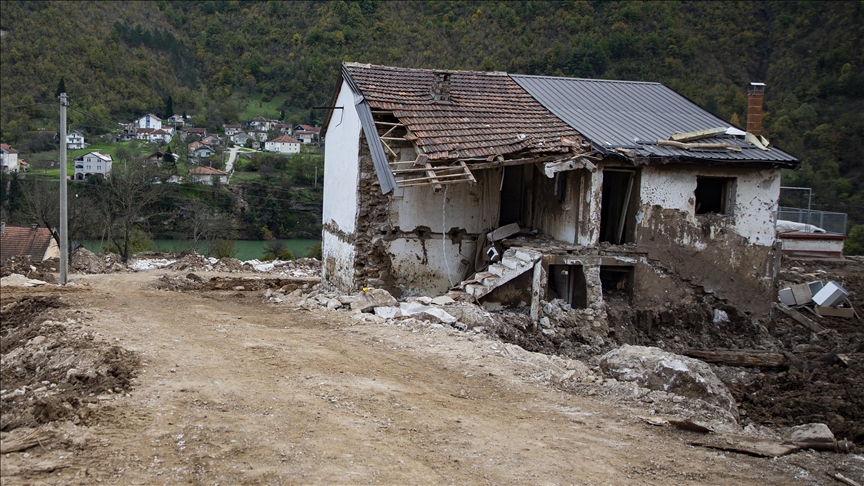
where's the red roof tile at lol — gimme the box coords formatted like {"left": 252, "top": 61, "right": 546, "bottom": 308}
{"left": 0, "top": 225, "right": 54, "bottom": 261}
{"left": 343, "top": 63, "right": 584, "bottom": 161}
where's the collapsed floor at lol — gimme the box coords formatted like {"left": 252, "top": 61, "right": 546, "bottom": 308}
{"left": 2, "top": 250, "right": 862, "bottom": 459}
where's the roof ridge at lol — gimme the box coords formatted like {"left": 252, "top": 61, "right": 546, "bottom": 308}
{"left": 510, "top": 73, "right": 662, "bottom": 85}
{"left": 343, "top": 61, "right": 508, "bottom": 76}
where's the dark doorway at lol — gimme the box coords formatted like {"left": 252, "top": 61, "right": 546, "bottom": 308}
{"left": 600, "top": 170, "right": 636, "bottom": 244}
{"left": 548, "top": 264, "right": 588, "bottom": 309}
{"left": 499, "top": 165, "right": 524, "bottom": 226}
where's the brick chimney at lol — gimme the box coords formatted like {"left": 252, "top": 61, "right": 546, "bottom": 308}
{"left": 431, "top": 72, "right": 451, "bottom": 102}
{"left": 747, "top": 82, "right": 765, "bottom": 135}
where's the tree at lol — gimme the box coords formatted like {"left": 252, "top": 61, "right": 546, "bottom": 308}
{"left": 164, "top": 95, "right": 174, "bottom": 119}
{"left": 262, "top": 240, "right": 294, "bottom": 261}
{"left": 178, "top": 199, "right": 237, "bottom": 253}
{"left": 92, "top": 160, "right": 164, "bottom": 262}
{"left": 19, "top": 178, "right": 95, "bottom": 252}
{"left": 55, "top": 77, "right": 67, "bottom": 98}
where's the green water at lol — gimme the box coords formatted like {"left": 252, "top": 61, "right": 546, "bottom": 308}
{"left": 80, "top": 239, "right": 320, "bottom": 262}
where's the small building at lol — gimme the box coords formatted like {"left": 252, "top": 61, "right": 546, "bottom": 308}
{"left": 135, "top": 113, "right": 162, "bottom": 130}
{"left": 149, "top": 128, "right": 173, "bottom": 144}
{"left": 223, "top": 124, "right": 243, "bottom": 136}
{"left": 293, "top": 124, "right": 321, "bottom": 145}
{"left": 248, "top": 129, "right": 269, "bottom": 142}
{"left": 73, "top": 151, "right": 112, "bottom": 180}
{"left": 248, "top": 116, "right": 275, "bottom": 132}
{"left": 0, "top": 224, "right": 60, "bottom": 262}
{"left": 265, "top": 135, "right": 301, "bottom": 154}
{"left": 187, "top": 166, "right": 228, "bottom": 185}
{"left": 321, "top": 63, "right": 799, "bottom": 319}
{"left": 201, "top": 134, "right": 221, "bottom": 147}
{"left": 230, "top": 132, "right": 253, "bottom": 146}
{"left": 187, "top": 140, "right": 215, "bottom": 158}
{"left": 66, "top": 130, "right": 87, "bottom": 150}
{"left": 167, "top": 114, "right": 186, "bottom": 126}
{"left": 1, "top": 143, "right": 20, "bottom": 173}
{"left": 182, "top": 127, "right": 207, "bottom": 141}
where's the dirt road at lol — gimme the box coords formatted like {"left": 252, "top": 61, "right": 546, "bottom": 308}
{"left": 0, "top": 270, "right": 857, "bottom": 484}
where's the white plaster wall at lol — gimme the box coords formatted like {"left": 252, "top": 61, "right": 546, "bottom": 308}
{"left": 780, "top": 236, "right": 845, "bottom": 253}
{"left": 322, "top": 230, "right": 356, "bottom": 291}
{"left": 390, "top": 169, "right": 500, "bottom": 234}
{"left": 387, "top": 238, "right": 476, "bottom": 295}
{"left": 638, "top": 165, "right": 781, "bottom": 246}
{"left": 322, "top": 79, "right": 362, "bottom": 235}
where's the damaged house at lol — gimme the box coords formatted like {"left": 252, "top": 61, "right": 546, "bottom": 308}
{"left": 321, "top": 63, "right": 798, "bottom": 320}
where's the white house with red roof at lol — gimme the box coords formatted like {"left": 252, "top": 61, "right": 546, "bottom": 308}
{"left": 188, "top": 166, "right": 228, "bottom": 185}
{"left": 265, "top": 135, "right": 301, "bottom": 154}
{"left": 135, "top": 113, "right": 162, "bottom": 130}
{"left": 0, "top": 143, "right": 19, "bottom": 173}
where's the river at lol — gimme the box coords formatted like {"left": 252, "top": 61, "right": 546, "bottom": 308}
{"left": 80, "top": 239, "right": 320, "bottom": 262}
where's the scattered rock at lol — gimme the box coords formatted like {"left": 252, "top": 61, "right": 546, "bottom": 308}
{"left": 599, "top": 345, "right": 738, "bottom": 420}
{"left": 784, "top": 423, "right": 835, "bottom": 445}
{"left": 347, "top": 289, "right": 397, "bottom": 312}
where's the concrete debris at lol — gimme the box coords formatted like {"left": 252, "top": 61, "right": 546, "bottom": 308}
{"left": 1, "top": 273, "right": 48, "bottom": 287}
{"left": 784, "top": 423, "right": 835, "bottom": 445}
{"left": 431, "top": 295, "right": 455, "bottom": 306}
{"left": 599, "top": 345, "right": 738, "bottom": 420}
{"left": 347, "top": 288, "right": 398, "bottom": 312}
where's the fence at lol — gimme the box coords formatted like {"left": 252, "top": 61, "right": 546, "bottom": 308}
{"left": 777, "top": 207, "right": 848, "bottom": 235}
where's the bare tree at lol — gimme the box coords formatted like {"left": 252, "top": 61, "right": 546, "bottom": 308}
{"left": 179, "top": 199, "right": 237, "bottom": 253}
{"left": 91, "top": 161, "right": 164, "bottom": 262}
{"left": 20, "top": 178, "right": 95, "bottom": 250}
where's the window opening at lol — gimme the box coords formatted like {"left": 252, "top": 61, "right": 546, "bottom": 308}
{"left": 600, "top": 170, "right": 636, "bottom": 244}
{"left": 695, "top": 177, "right": 735, "bottom": 215}
{"left": 600, "top": 266, "right": 633, "bottom": 303}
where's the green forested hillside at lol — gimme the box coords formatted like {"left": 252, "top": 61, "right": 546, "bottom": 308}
{"left": 1, "top": 1, "right": 862, "bottom": 239}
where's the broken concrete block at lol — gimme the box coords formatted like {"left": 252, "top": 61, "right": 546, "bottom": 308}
{"left": 373, "top": 306, "right": 400, "bottom": 319}
{"left": 415, "top": 296, "right": 433, "bottom": 305}
{"left": 713, "top": 309, "right": 730, "bottom": 324}
{"left": 813, "top": 281, "right": 849, "bottom": 307}
{"left": 326, "top": 299, "right": 342, "bottom": 310}
{"left": 599, "top": 345, "right": 738, "bottom": 420}
{"left": 488, "top": 223, "right": 520, "bottom": 242}
{"left": 431, "top": 295, "right": 455, "bottom": 306}
{"left": 398, "top": 302, "right": 457, "bottom": 324}
{"left": 784, "top": 423, "right": 835, "bottom": 444}
{"left": 348, "top": 288, "right": 398, "bottom": 312}
{"left": 444, "top": 303, "right": 494, "bottom": 329}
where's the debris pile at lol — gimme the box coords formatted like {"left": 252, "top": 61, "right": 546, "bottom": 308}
{"left": 0, "top": 255, "right": 59, "bottom": 283}
{"left": 0, "top": 296, "right": 139, "bottom": 431}
{"left": 70, "top": 248, "right": 126, "bottom": 274}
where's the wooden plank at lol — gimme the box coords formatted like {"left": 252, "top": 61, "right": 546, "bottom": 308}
{"left": 373, "top": 121, "right": 404, "bottom": 126}
{"left": 669, "top": 127, "right": 727, "bottom": 142}
{"left": 398, "top": 179, "right": 477, "bottom": 189}
{"left": 656, "top": 140, "right": 742, "bottom": 152}
{"left": 684, "top": 349, "right": 791, "bottom": 368}
{"left": 424, "top": 162, "right": 442, "bottom": 192}
{"left": 399, "top": 172, "right": 474, "bottom": 183}
{"left": 615, "top": 171, "right": 634, "bottom": 244}
{"left": 775, "top": 303, "right": 826, "bottom": 332}
{"left": 460, "top": 160, "right": 477, "bottom": 183}
{"left": 466, "top": 154, "right": 570, "bottom": 170}
{"left": 380, "top": 136, "right": 407, "bottom": 141}
{"left": 392, "top": 166, "right": 465, "bottom": 174}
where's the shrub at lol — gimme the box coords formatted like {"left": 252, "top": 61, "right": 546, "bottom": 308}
{"left": 262, "top": 240, "right": 294, "bottom": 261}
{"left": 306, "top": 242, "right": 322, "bottom": 260}
{"left": 209, "top": 240, "right": 238, "bottom": 259}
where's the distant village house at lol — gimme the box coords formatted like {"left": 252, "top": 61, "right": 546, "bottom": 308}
{"left": 265, "top": 135, "right": 301, "bottom": 154}
{"left": 73, "top": 151, "right": 112, "bottom": 180}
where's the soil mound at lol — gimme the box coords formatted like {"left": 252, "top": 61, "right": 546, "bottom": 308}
{"left": 0, "top": 296, "right": 139, "bottom": 431}
{"left": 70, "top": 248, "right": 126, "bottom": 274}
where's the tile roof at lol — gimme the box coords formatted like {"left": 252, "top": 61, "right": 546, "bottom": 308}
{"left": 342, "top": 63, "right": 584, "bottom": 161}
{"left": 510, "top": 75, "right": 798, "bottom": 166}
{"left": 189, "top": 166, "right": 226, "bottom": 175}
{"left": 0, "top": 225, "right": 54, "bottom": 261}
{"left": 0, "top": 143, "right": 18, "bottom": 153}
{"left": 270, "top": 135, "right": 300, "bottom": 143}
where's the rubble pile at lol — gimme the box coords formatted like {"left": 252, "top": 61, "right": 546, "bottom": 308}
{"left": 0, "top": 255, "right": 59, "bottom": 284}
{"left": 0, "top": 296, "right": 139, "bottom": 431}
{"left": 70, "top": 248, "right": 126, "bottom": 274}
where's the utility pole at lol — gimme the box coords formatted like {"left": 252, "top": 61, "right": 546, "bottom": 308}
{"left": 59, "top": 93, "right": 69, "bottom": 284}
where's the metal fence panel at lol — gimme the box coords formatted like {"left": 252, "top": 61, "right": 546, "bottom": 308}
{"left": 777, "top": 207, "right": 848, "bottom": 235}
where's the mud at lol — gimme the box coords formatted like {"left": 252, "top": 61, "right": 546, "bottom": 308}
{"left": 0, "top": 256, "right": 59, "bottom": 284}
{"left": 0, "top": 295, "right": 140, "bottom": 432}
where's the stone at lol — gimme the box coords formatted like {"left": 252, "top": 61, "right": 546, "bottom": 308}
{"left": 599, "top": 345, "right": 738, "bottom": 420}
{"left": 348, "top": 288, "right": 398, "bottom": 312}
{"left": 784, "top": 423, "right": 835, "bottom": 444}
{"left": 415, "top": 296, "right": 433, "bottom": 305}
{"left": 713, "top": 309, "right": 730, "bottom": 324}
{"left": 398, "top": 302, "right": 457, "bottom": 324}
{"left": 326, "top": 299, "right": 342, "bottom": 310}
{"left": 444, "top": 303, "right": 494, "bottom": 329}
{"left": 373, "top": 306, "right": 400, "bottom": 319}
{"left": 30, "top": 336, "right": 46, "bottom": 346}
{"left": 431, "top": 295, "right": 455, "bottom": 306}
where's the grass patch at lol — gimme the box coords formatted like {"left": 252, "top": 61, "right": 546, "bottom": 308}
{"left": 236, "top": 93, "right": 285, "bottom": 120}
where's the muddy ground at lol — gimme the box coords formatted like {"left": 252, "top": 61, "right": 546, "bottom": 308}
{"left": 1, "top": 253, "right": 863, "bottom": 484}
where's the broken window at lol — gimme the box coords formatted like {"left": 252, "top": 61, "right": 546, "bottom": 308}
{"left": 600, "top": 266, "right": 633, "bottom": 303}
{"left": 695, "top": 176, "right": 736, "bottom": 215}
{"left": 600, "top": 169, "right": 637, "bottom": 244}
{"left": 548, "top": 264, "right": 588, "bottom": 309}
